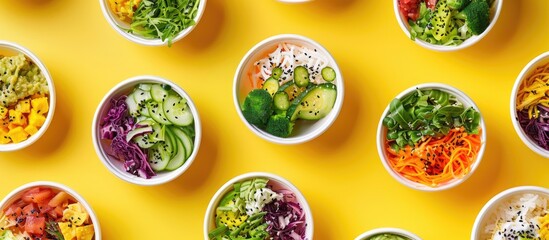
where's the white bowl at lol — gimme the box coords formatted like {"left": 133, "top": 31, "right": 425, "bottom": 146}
{"left": 0, "top": 181, "right": 101, "bottom": 239}
{"left": 204, "top": 172, "right": 313, "bottom": 240}
{"left": 355, "top": 227, "right": 422, "bottom": 240}
{"left": 233, "top": 34, "right": 344, "bottom": 144}
{"left": 0, "top": 41, "right": 56, "bottom": 152}
{"left": 92, "top": 75, "right": 201, "bottom": 186}
{"left": 393, "top": 0, "right": 503, "bottom": 51}
{"left": 510, "top": 51, "right": 549, "bottom": 158}
{"left": 377, "top": 83, "right": 487, "bottom": 191}
{"left": 471, "top": 186, "right": 549, "bottom": 240}
{"left": 99, "top": 0, "right": 207, "bottom": 46}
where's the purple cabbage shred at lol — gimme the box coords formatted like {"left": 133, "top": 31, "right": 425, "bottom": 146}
{"left": 100, "top": 95, "right": 156, "bottom": 179}
{"left": 263, "top": 191, "right": 306, "bottom": 240}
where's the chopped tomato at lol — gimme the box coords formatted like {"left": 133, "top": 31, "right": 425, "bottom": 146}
{"left": 426, "top": 0, "right": 437, "bottom": 9}
{"left": 398, "top": 0, "right": 421, "bottom": 22}
{"left": 24, "top": 216, "right": 45, "bottom": 235}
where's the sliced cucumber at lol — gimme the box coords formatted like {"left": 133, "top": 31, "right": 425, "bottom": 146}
{"left": 163, "top": 94, "right": 193, "bottom": 126}
{"left": 133, "top": 88, "right": 152, "bottom": 105}
{"left": 147, "top": 142, "right": 171, "bottom": 171}
{"left": 165, "top": 128, "right": 186, "bottom": 171}
{"left": 125, "top": 126, "right": 152, "bottom": 142}
{"left": 138, "top": 83, "right": 152, "bottom": 91}
{"left": 271, "top": 67, "right": 283, "bottom": 80}
{"left": 134, "top": 135, "right": 156, "bottom": 149}
{"left": 147, "top": 101, "right": 172, "bottom": 125}
{"left": 150, "top": 84, "right": 169, "bottom": 103}
{"left": 125, "top": 92, "right": 140, "bottom": 117}
{"left": 287, "top": 83, "right": 337, "bottom": 121}
{"left": 281, "top": 83, "right": 307, "bottom": 101}
{"left": 293, "top": 66, "right": 310, "bottom": 87}
{"left": 273, "top": 91, "right": 290, "bottom": 111}
{"left": 149, "top": 123, "right": 165, "bottom": 142}
{"left": 170, "top": 126, "right": 193, "bottom": 159}
{"left": 321, "top": 67, "right": 336, "bottom": 82}
{"left": 262, "top": 77, "right": 279, "bottom": 96}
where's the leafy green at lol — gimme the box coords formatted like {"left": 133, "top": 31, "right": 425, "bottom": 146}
{"left": 130, "top": 0, "right": 201, "bottom": 46}
{"left": 383, "top": 89, "right": 481, "bottom": 151}
{"left": 45, "top": 220, "right": 65, "bottom": 240}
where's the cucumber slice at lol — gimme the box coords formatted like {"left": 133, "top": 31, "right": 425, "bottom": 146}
{"left": 271, "top": 67, "right": 283, "bottom": 80}
{"left": 281, "top": 83, "right": 306, "bottom": 101}
{"left": 147, "top": 142, "right": 171, "bottom": 171}
{"left": 149, "top": 123, "right": 165, "bottom": 142}
{"left": 262, "top": 77, "right": 279, "bottom": 96}
{"left": 170, "top": 126, "right": 193, "bottom": 159}
{"left": 273, "top": 91, "right": 290, "bottom": 111}
{"left": 293, "top": 66, "right": 310, "bottom": 87}
{"left": 287, "top": 83, "right": 337, "bottom": 121}
{"left": 150, "top": 84, "right": 169, "bottom": 103}
{"left": 133, "top": 135, "right": 155, "bottom": 149}
{"left": 147, "top": 101, "right": 172, "bottom": 125}
{"left": 133, "top": 88, "right": 152, "bottom": 105}
{"left": 125, "top": 92, "right": 140, "bottom": 117}
{"left": 165, "top": 129, "right": 186, "bottom": 171}
{"left": 125, "top": 126, "right": 152, "bottom": 142}
{"left": 163, "top": 94, "right": 193, "bottom": 126}
{"left": 321, "top": 67, "right": 336, "bottom": 82}
{"left": 138, "top": 83, "right": 152, "bottom": 91}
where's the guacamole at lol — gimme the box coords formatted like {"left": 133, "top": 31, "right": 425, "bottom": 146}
{"left": 366, "top": 233, "right": 410, "bottom": 240}
{"left": 0, "top": 54, "right": 48, "bottom": 108}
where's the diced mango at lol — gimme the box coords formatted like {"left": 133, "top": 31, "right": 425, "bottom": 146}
{"left": 0, "top": 117, "right": 8, "bottom": 130}
{"left": 15, "top": 99, "right": 31, "bottom": 113}
{"left": 0, "top": 128, "right": 10, "bottom": 144}
{"left": 8, "top": 109, "right": 26, "bottom": 126}
{"left": 29, "top": 109, "right": 46, "bottom": 128}
{"left": 76, "top": 224, "right": 95, "bottom": 240}
{"left": 0, "top": 106, "right": 7, "bottom": 119}
{"left": 58, "top": 222, "right": 76, "bottom": 240}
{"left": 24, "top": 125, "right": 39, "bottom": 136}
{"left": 7, "top": 126, "right": 28, "bottom": 143}
{"left": 31, "top": 97, "right": 49, "bottom": 115}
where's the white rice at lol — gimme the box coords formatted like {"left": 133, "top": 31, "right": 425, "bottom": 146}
{"left": 482, "top": 193, "right": 548, "bottom": 239}
{"left": 251, "top": 43, "right": 330, "bottom": 89}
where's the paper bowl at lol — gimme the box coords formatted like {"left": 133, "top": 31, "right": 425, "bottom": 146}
{"left": 355, "top": 227, "right": 421, "bottom": 240}
{"left": 233, "top": 34, "right": 344, "bottom": 144}
{"left": 92, "top": 75, "right": 201, "bottom": 186}
{"left": 204, "top": 172, "right": 313, "bottom": 240}
{"left": 0, "top": 181, "right": 101, "bottom": 239}
{"left": 393, "top": 0, "right": 503, "bottom": 51}
{"left": 377, "top": 83, "right": 486, "bottom": 191}
{"left": 0, "top": 41, "right": 55, "bottom": 152}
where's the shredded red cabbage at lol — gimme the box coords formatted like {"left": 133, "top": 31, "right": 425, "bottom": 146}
{"left": 100, "top": 95, "right": 156, "bottom": 179}
{"left": 518, "top": 106, "right": 549, "bottom": 151}
{"left": 262, "top": 191, "right": 307, "bottom": 240}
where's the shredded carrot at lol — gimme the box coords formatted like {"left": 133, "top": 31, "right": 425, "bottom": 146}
{"left": 516, "top": 62, "right": 549, "bottom": 119}
{"left": 385, "top": 127, "right": 482, "bottom": 187}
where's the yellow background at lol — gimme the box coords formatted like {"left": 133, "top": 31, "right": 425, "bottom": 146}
{"left": 1, "top": 0, "right": 549, "bottom": 239}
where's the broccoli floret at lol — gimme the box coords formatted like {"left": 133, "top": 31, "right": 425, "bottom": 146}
{"left": 454, "top": 0, "right": 491, "bottom": 35}
{"left": 265, "top": 114, "right": 294, "bottom": 138}
{"left": 241, "top": 89, "right": 273, "bottom": 128}
{"left": 447, "top": 0, "right": 471, "bottom": 10}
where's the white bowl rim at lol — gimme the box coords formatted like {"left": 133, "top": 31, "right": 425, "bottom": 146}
{"left": 0, "top": 40, "right": 56, "bottom": 152}
{"left": 0, "top": 181, "right": 101, "bottom": 239}
{"left": 393, "top": 0, "right": 503, "bottom": 51}
{"left": 354, "top": 227, "right": 422, "bottom": 240}
{"left": 470, "top": 185, "right": 549, "bottom": 240}
{"left": 510, "top": 51, "right": 549, "bottom": 158}
{"left": 376, "top": 82, "right": 487, "bottom": 191}
{"left": 98, "top": 0, "right": 207, "bottom": 46}
{"left": 203, "top": 171, "right": 314, "bottom": 240}
{"left": 232, "top": 33, "right": 344, "bottom": 145}
{"left": 91, "top": 75, "right": 202, "bottom": 186}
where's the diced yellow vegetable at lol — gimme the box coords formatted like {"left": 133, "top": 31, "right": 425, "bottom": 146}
{"left": 31, "top": 97, "right": 49, "bottom": 115}
{"left": 7, "top": 126, "right": 28, "bottom": 143}
{"left": 29, "top": 109, "right": 46, "bottom": 128}
{"left": 8, "top": 109, "right": 26, "bottom": 126}
{"left": 63, "top": 203, "right": 89, "bottom": 226}
{"left": 15, "top": 99, "right": 31, "bottom": 113}
{"left": 76, "top": 225, "right": 95, "bottom": 240}
{"left": 24, "top": 125, "right": 39, "bottom": 136}
{"left": 58, "top": 222, "right": 76, "bottom": 240}
{"left": 0, "top": 128, "right": 10, "bottom": 144}
{"left": 0, "top": 106, "right": 7, "bottom": 119}
{"left": 108, "top": 0, "right": 141, "bottom": 21}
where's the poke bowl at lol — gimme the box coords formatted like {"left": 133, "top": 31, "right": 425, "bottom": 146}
{"left": 204, "top": 172, "right": 313, "bottom": 240}
{"left": 355, "top": 227, "right": 422, "bottom": 240}
{"left": 471, "top": 186, "right": 549, "bottom": 239}
{"left": 510, "top": 51, "right": 549, "bottom": 158}
{"left": 99, "top": 0, "right": 207, "bottom": 46}
{"left": 233, "top": 34, "right": 344, "bottom": 144}
{"left": 92, "top": 75, "right": 201, "bottom": 186}
{"left": 0, "top": 41, "right": 56, "bottom": 152}
{"left": 377, "top": 83, "right": 486, "bottom": 191}
{"left": 394, "top": 0, "right": 503, "bottom": 51}
{"left": 0, "top": 181, "right": 100, "bottom": 240}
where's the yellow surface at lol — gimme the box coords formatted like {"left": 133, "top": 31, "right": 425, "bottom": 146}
{"left": 1, "top": 0, "right": 549, "bottom": 239}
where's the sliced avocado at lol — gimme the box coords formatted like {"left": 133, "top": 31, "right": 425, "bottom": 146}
{"left": 287, "top": 83, "right": 337, "bottom": 121}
